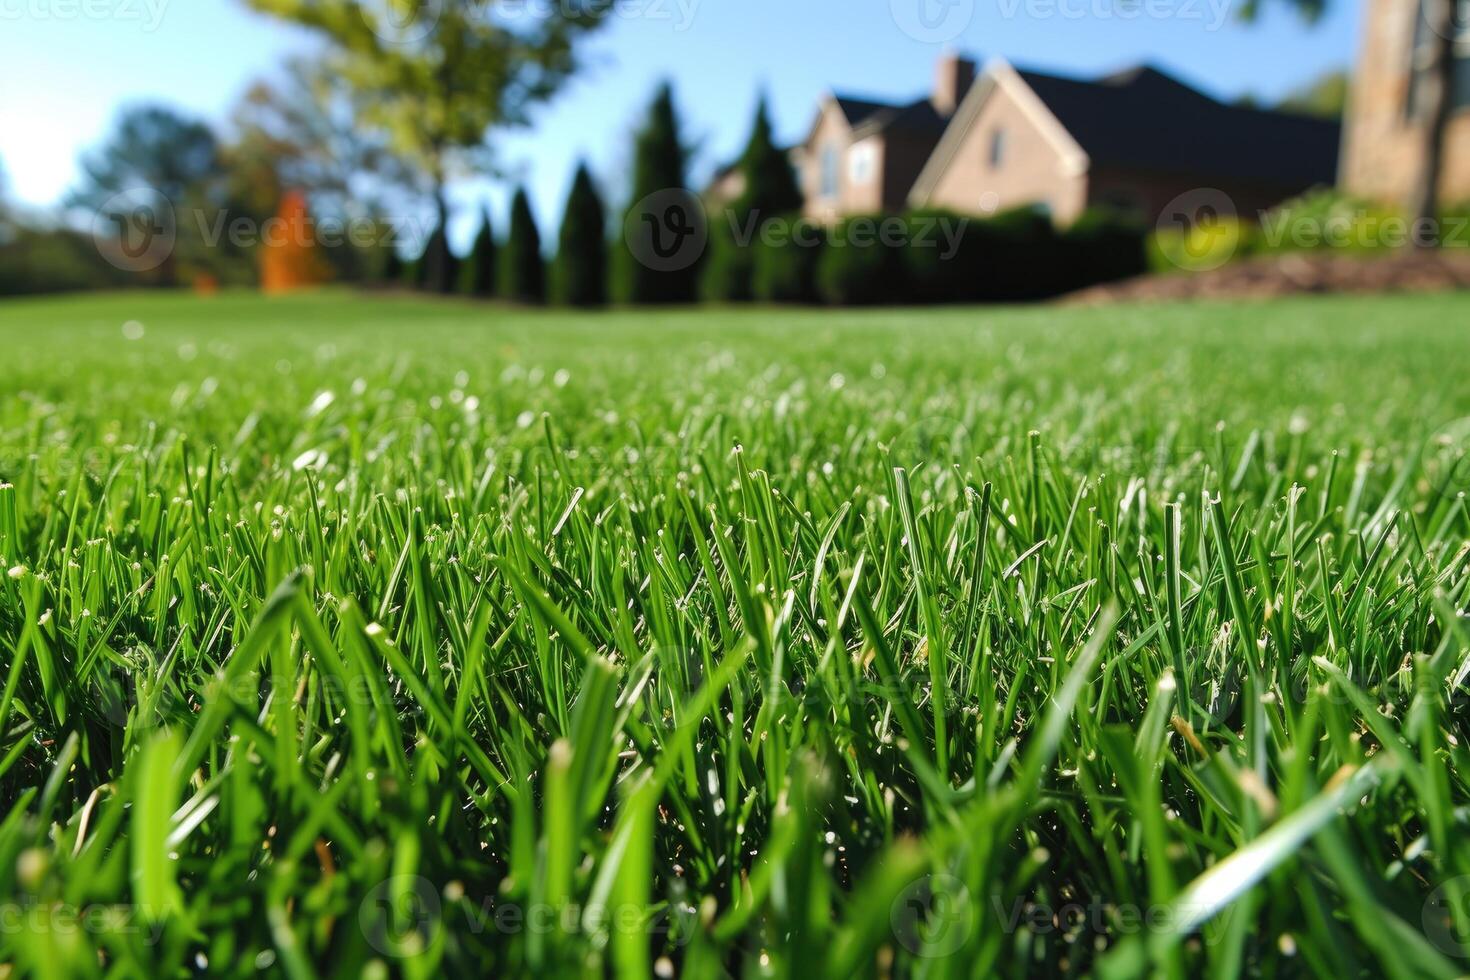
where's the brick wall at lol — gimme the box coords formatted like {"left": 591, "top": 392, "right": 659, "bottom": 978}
{"left": 1341, "top": 0, "right": 1470, "bottom": 204}
{"left": 919, "top": 81, "right": 1088, "bottom": 224}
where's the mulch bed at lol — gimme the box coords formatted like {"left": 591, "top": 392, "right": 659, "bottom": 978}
{"left": 1065, "top": 251, "right": 1470, "bottom": 305}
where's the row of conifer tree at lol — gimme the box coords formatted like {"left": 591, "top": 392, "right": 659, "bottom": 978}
{"left": 389, "top": 82, "right": 799, "bottom": 306}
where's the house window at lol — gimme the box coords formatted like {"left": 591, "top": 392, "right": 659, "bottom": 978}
{"left": 989, "top": 128, "right": 1007, "bottom": 168}
{"left": 820, "top": 144, "right": 840, "bottom": 199}
{"left": 849, "top": 140, "right": 877, "bottom": 184}
{"left": 1406, "top": 0, "right": 1470, "bottom": 118}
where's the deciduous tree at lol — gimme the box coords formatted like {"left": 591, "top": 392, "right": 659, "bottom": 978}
{"left": 246, "top": 0, "right": 614, "bottom": 290}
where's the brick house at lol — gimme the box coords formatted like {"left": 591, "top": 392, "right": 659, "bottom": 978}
{"left": 1340, "top": 0, "right": 1470, "bottom": 204}
{"left": 798, "top": 53, "right": 977, "bottom": 222}
{"left": 910, "top": 59, "right": 1341, "bottom": 226}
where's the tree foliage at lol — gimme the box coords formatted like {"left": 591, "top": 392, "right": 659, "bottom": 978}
{"left": 616, "top": 82, "right": 699, "bottom": 304}
{"left": 458, "top": 207, "right": 497, "bottom": 298}
{"left": 246, "top": 0, "right": 615, "bottom": 288}
{"left": 68, "top": 104, "right": 220, "bottom": 213}
{"left": 259, "top": 190, "right": 333, "bottom": 293}
{"left": 703, "top": 95, "right": 805, "bottom": 303}
{"left": 553, "top": 163, "right": 608, "bottom": 307}
{"left": 68, "top": 105, "right": 223, "bottom": 286}
{"left": 731, "top": 94, "right": 803, "bottom": 221}
{"left": 501, "top": 188, "right": 545, "bottom": 304}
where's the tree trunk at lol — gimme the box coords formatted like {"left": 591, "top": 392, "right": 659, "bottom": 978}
{"left": 1409, "top": 0, "right": 1458, "bottom": 248}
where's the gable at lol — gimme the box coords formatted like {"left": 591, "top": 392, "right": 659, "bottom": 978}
{"left": 911, "top": 61, "right": 1087, "bottom": 207}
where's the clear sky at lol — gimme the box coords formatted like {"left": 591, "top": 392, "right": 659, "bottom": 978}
{"left": 0, "top": 0, "right": 1360, "bottom": 249}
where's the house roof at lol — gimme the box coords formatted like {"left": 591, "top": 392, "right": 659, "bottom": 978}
{"left": 912, "top": 60, "right": 1342, "bottom": 205}
{"left": 836, "top": 96, "right": 952, "bottom": 140}
{"left": 1014, "top": 64, "right": 1341, "bottom": 187}
{"left": 832, "top": 96, "right": 896, "bottom": 129}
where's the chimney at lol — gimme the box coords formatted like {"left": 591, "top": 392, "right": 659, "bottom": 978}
{"left": 933, "top": 52, "right": 977, "bottom": 116}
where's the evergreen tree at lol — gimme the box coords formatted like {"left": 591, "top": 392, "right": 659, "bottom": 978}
{"left": 553, "top": 163, "right": 608, "bottom": 307}
{"left": 703, "top": 94, "right": 804, "bottom": 302}
{"left": 259, "top": 190, "right": 332, "bottom": 293}
{"left": 732, "top": 94, "right": 804, "bottom": 221}
{"left": 415, "top": 215, "right": 456, "bottom": 294}
{"left": 616, "top": 82, "right": 700, "bottom": 304}
{"left": 500, "top": 188, "right": 545, "bottom": 304}
{"left": 457, "top": 207, "right": 497, "bottom": 297}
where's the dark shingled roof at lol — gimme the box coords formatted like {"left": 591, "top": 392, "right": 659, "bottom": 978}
{"left": 832, "top": 96, "right": 898, "bottom": 129}
{"left": 833, "top": 95, "right": 952, "bottom": 138}
{"left": 1014, "top": 65, "right": 1341, "bottom": 187}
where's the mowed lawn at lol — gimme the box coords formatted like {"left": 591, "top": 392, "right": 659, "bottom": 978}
{"left": 1, "top": 289, "right": 1468, "bottom": 978}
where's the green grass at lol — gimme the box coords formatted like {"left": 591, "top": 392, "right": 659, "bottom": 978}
{"left": 1, "top": 289, "right": 1468, "bottom": 978}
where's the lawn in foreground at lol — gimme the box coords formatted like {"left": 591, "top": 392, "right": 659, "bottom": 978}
{"left": 0, "top": 290, "right": 1468, "bottom": 977}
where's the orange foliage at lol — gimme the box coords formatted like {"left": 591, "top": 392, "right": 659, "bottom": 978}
{"left": 259, "top": 190, "right": 331, "bottom": 294}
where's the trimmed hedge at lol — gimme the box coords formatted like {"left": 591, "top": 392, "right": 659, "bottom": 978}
{"left": 752, "top": 217, "right": 825, "bottom": 304}
{"left": 813, "top": 207, "right": 1146, "bottom": 305}
{"left": 701, "top": 225, "right": 757, "bottom": 303}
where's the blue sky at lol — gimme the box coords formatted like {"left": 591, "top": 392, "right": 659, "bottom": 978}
{"left": 0, "top": 0, "right": 1359, "bottom": 249}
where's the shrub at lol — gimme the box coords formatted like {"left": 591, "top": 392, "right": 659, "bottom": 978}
{"left": 553, "top": 164, "right": 608, "bottom": 307}
{"left": 1149, "top": 216, "right": 1257, "bottom": 274}
{"left": 701, "top": 226, "right": 757, "bottom": 303}
{"left": 817, "top": 214, "right": 909, "bottom": 305}
{"left": 501, "top": 188, "right": 546, "bottom": 304}
{"left": 901, "top": 209, "right": 979, "bottom": 304}
{"left": 259, "top": 191, "right": 332, "bottom": 294}
{"left": 971, "top": 206, "right": 1069, "bottom": 300}
{"left": 898, "top": 206, "right": 1080, "bottom": 303}
{"left": 0, "top": 225, "right": 135, "bottom": 296}
{"left": 1060, "top": 209, "right": 1149, "bottom": 289}
{"left": 752, "top": 217, "right": 825, "bottom": 304}
{"left": 1255, "top": 189, "right": 1412, "bottom": 253}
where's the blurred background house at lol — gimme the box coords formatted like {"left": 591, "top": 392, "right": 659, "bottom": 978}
{"left": 786, "top": 52, "right": 1341, "bottom": 227}
{"left": 799, "top": 53, "right": 977, "bottom": 222}
{"left": 911, "top": 61, "right": 1340, "bottom": 226}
